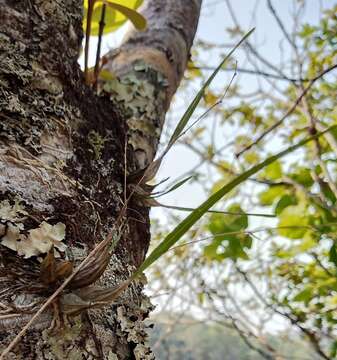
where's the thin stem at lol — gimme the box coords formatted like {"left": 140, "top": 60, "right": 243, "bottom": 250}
{"left": 84, "top": 0, "right": 95, "bottom": 84}
{"left": 236, "top": 64, "right": 337, "bottom": 157}
{"left": 191, "top": 65, "right": 308, "bottom": 83}
{"left": 159, "top": 204, "right": 275, "bottom": 218}
{"left": 93, "top": 3, "right": 106, "bottom": 90}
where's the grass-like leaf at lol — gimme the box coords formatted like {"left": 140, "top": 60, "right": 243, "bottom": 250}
{"left": 158, "top": 204, "right": 275, "bottom": 218}
{"left": 140, "top": 29, "right": 255, "bottom": 184}
{"left": 151, "top": 176, "right": 194, "bottom": 197}
{"left": 134, "top": 125, "right": 337, "bottom": 276}
{"left": 167, "top": 28, "right": 255, "bottom": 148}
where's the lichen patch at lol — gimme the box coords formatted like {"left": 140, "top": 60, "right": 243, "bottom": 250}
{"left": 1, "top": 220, "right": 67, "bottom": 258}
{"left": 0, "top": 198, "right": 27, "bottom": 222}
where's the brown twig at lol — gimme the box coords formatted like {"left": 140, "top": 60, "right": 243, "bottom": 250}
{"left": 298, "top": 85, "right": 337, "bottom": 201}
{"left": 266, "top": 0, "right": 298, "bottom": 52}
{"left": 190, "top": 65, "right": 308, "bottom": 83}
{"left": 235, "top": 64, "right": 337, "bottom": 157}
{"left": 235, "top": 266, "right": 331, "bottom": 360}
{"left": 224, "top": 0, "right": 289, "bottom": 80}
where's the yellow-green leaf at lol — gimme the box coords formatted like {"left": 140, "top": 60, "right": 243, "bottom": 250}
{"left": 278, "top": 204, "right": 309, "bottom": 239}
{"left": 103, "top": 1, "right": 146, "bottom": 30}
{"left": 83, "top": 0, "right": 145, "bottom": 36}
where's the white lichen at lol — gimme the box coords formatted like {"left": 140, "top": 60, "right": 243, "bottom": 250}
{"left": 117, "top": 303, "right": 155, "bottom": 360}
{"left": 0, "top": 198, "right": 27, "bottom": 221}
{"left": 1, "top": 221, "right": 67, "bottom": 258}
{"left": 107, "top": 351, "right": 118, "bottom": 360}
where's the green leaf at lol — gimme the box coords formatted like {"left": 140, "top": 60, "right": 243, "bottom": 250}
{"left": 322, "top": 182, "right": 337, "bottom": 204}
{"left": 168, "top": 28, "right": 255, "bottom": 147}
{"left": 289, "top": 167, "right": 314, "bottom": 187}
{"left": 278, "top": 204, "right": 309, "bottom": 239}
{"left": 259, "top": 186, "right": 285, "bottom": 206}
{"left": 329, "top": 340, "right": 337, "bottom": 358}
{"left": 275, "top": 194, "right": 297, "bottom": 215}
{"left": 83, "top": 0, "right": 145, "bottom": 36}
{"left": 205, "top": 205, "right": 252, "bottom": 260}
{"left": 205, "top": 234, "right": 252, "bottom": 261}
{"left": 293, "top": 287, "right": 313, "bottom": 303}
{"left": 329, "top": 243, "right": 337, "bottom": 267}
{"left": 134, "top": 125, "right": 337, "bottom": 276}
{"left": 209, "top": 204, "right": 248, "bottom": 234}
{"left": 203, "top": 239, "right": 223, "bottom": 261}
{"left": 186, "top": 60, "right": 203, "bottom": 79}
{"left": 260, "top": 160, "right": 282, "bottom": 180}
{"left": 243, "top": 151, "right": 260, "bottom": 165}
{"left": 197, "top": 292, "right": 205, "bottom": 304}
{"left": 98, "top": 69, "right": 115, "bottom": 81}
{"left": 298, "top": 24, "right": 316, "bottom": 38}
{"left": 103, "top": 1, "right": 147, "bottom": 30}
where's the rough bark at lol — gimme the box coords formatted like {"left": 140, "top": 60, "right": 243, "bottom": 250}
{"left": 0, "top": 0, "right": 201, "bottom": 359}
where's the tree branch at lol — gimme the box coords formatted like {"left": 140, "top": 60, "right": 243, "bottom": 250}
{"left": 236, "top": 64, "right": 337, "bottom": 157}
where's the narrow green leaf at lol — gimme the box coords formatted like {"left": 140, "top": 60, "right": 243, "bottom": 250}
{"left": 134, "top": 125, "right": 337, "bottom": 276}
{"left": 103, "top": 1, "right": 147, "bottom": 30}
{"left": 152, "top": 176, "right": 194, "bottom": 198}
{"left": 168, "top": 28, "right": 255, "bottom": 148}
{"left": 159, "top": 204, "right": 275, "bottom": 218}
{"left": 139, "top": 30, "right": 254, "bottom": 184}
{"left": 140, "top": 29, "right": 255, "bottom": 184}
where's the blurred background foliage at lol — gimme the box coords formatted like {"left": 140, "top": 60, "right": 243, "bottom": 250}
{"left": 146, "top": 1, "right": 337, "bottom": 359}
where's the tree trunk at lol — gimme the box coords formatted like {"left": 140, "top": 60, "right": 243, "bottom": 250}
{"left": 0, "top": 0, "right": 201, "bottom": 359}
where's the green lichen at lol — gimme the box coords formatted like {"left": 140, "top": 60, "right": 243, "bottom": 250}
{"left": 102, "top": 60, "right": 168, "bottom": 167}
{"left": 42, "top": 317, "right": 83, "bottom": 360}
{"left": 88, "top": 130, "right": 108, "bottom": 160}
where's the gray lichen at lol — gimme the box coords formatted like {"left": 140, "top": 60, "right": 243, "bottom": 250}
{"left": 102, "top": 61, "right": 167, "bottom": 169}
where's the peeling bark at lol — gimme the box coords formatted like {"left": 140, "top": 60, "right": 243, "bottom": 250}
{"left": 0, "top": 0, "right": 201, "bottom": 358}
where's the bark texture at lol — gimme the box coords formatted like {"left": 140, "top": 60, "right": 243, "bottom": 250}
{"left": 103, "top": 0, "right": 202, "bottom": 169}
{"left": 0, "top": 0, "right": 201, "bottom": 358}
